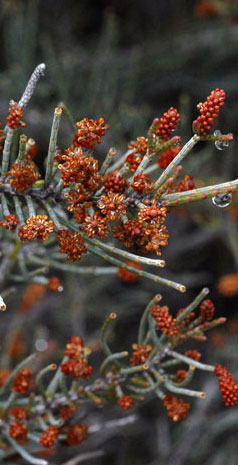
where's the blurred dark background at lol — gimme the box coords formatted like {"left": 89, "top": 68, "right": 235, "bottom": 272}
{"left": 0, "top": 1, "right": 238, "bottom": 464}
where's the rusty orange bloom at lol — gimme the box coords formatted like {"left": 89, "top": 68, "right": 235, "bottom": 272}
{"left": 18, "top": 215, "right": 54, "bottom": 242}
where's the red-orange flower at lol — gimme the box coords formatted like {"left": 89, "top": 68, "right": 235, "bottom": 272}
{"left": 103, "top": 172, "right": 128, "bottom": 193}
{"left": 118, "top": 260, "right": 142, "bottom": 282}
{"left": 184, "top": 350, "right": 201, "bottom": 361}
{"left": 193, "top": 88, "right": 226, "bottom": 136}
{"left": 65, "top": 336, "right": 84, "bottom": 359}
{"left": 82, "top": 212, "right": 109, "bottom": 238}
{"left": 118, "top": 395, "right": 134, "bottom": 410}
{"left": 130, "top": 344, "right": 152, "bottom": 366}
{"left": 39, "top": 426, "right": 59, "bottom": 448}
{"left": 0, "top": 214, "right": 19, "bottom": 230}
{"left": 18, "top": 215, "right": 54, "bottom": 242}
{"left": 10, "top": 421, "right": 28, "bottom": 444}
{"left": 154, "top": 108, "right": 180, "bottom": 141}
{"left": 217, "top": 273, "right": 238, "bottom": 297}
{"left": 56, "top": 229, "right": 87, "bottom": 261}
{"left": 214, "top": 364, "right": 238, "bottom": 406}
{"left": 127, "top": 137, "right": 148, "bottom": 171}
{"left": 158, "top": 145, "right": 181, "bottom": 169}
{"left": 200, "top": 299, "right": 215, "bottom": 322}
{"left": 150, "top": 305, "right": 178, "bottom": 337}
{"left": 59, "top": 148, "right": 101, "bottom": 190}
{"left": 163, "top": 394, "right": 190, "bottom": 421}
{"left": 9, "top": 163, "right": 37, "bottom": 192}
{"left": 176, "top": 370, "right": 187, "bottom": 383}
{"left": 12, "top": 368, "right": 32, "bottom": 394}
{"left": 97, "top": 192, "right": 127, "bottom": 220}
{"left": 67, "top": 424, "right": 88, "bottom": 445}
{"left": 7, "top": 101, "right": 25, "bottom": 129}
{"left": 131, "top": 173, "right": 153, "bottom": 194}
{"left": 74, "top": 117, "right": 109, "bottom": 149}
{"left": 61, "top": 358, "right": 93, "bottom": 379}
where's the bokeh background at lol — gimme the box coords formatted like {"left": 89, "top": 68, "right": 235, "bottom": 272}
{"left": 0, "top": 1, "right": 238, "bottom": 464}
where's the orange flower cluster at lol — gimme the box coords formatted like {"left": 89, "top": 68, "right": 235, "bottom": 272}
{"left": 127, "top": 137, "right": 148, "bottom": 172}
{"left": 138, "top": 202, "right": 167, "bottom": 225}
{"left": 185, "top": 350, "right": 201, "bottom": 361}
{"left": 39, "top": 426, "right": 59, "bottom": 448}
{"left": 176, "top": 369, "right": 187, "bottom": 383}
{"left": 59, "top": 148, "right": 101, "bottom": 190}
{"left": 158, "top": 145, "right": 181, "bottom": 169}
{"left": 150, "top": 305, "right": 178, "bottom": 337}
{"left": 193, "top": 88, "right": 226, "bottom": 136}
{"left": 118, "top": 395, "right": 134, "bottom": 410}
{"left": 47, "top": 276, "right": 63, "bottom": 292}
{"left": 12, "top": 368, "right": 32, "bottom": 394}
{"left": 9, "top": 420, "right": 28, "bottom": 444}
{"left": 57, "top": 229, "right": 87, "bottom": 261}
{"left": 61, "top": 336, "right": 93, "bottom": 380}
{"left": 0, "top": 369, "right": 11, "bottom": 387}
{"left": 154, "top": 108, "right": 180, "bottom": 141}
{"left": 67, "top": 424, "right": 88, "bottom": 445}
{"left": 11, "top": 407, "right": 28, "bottom": 420}
{"left": 7, "top": 101, "right": 25, "bottom": 129}
{"left": 19, "top": 283, "right": 47, "bottom": 314}
{"left": 163, "top": 394, "right": 190, "bottom": 421}
{"left": 214, "top": 364, "right": 238, "bottom": 406}
{"left": 18, "top": 215, "right": 54, "bottom": 242}
{"left": 200, "top": 299, "right": 215, "bottom": 322}
{"left": 113, "top": 219, "right": 169, "bottom": 257}
{"left": 97, "top": 192, "right": 127, "bottom": 221}
{"left": 0, "top": 214, "right": 19, "bottom": 230}
{"left": 131, "top": 173, "right": 153, "bottom": 194}
{"left": 9, "top": 163, "right": 37, "bottom": 192}
{"left": 103, "top": 172, "right": 128, "bottom": 193}
{"left": 82, "top": 211, "right": 109, "bottom": 238}
{"left": 59, "top": 405, "right": 76, "bottom": 422}
{"left": 73, "top": 117, "right": 109, "bottom": 149}
{"left": 176, "top": 175, "right": 195, "bottom": 192}
{"left": 118, "top": 260, "right": 142, "bottom": 282}
{"left": 130, "top": 343, "right": 152, "bottom": 366}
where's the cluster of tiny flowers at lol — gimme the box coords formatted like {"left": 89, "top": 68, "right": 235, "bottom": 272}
{"left": 193, "top": 88, "right": 226, "bottom": 136}
{"left": 153, "top": 108, "right": 180, "bottom": 141}
{"left": 7, "top": 101, "right": 25, "bottom": 129}
{"left": 8, "top": 163, "right": 37, "bottom": 192}
{"left": 162, "top": 394, "right": 190, "bottom": 421}
{"left": 127, "top": 137, "right": 148, "bottom": 171}
{"left": 73, "top": 117, "right": 109, "bottom": 149}
{"left": 58, "top": 148, "right": 101, "bottom": 190}
{"left": 67, "top": 424, "right": 88, "bottom": 445}
{"left": 130, "top": 344, "right": 152, "bottom": 366}
{"left": 56, "top": 230, "right": 87, "bottom": 260}
{"left": 12, "top": 368, "right": 32, "bottom": 394}
{"left": 118, "top": 395, "right": 134, "bottom": 410}
{"left": 131, "top": 173, "right": 153, "bottom": 194}
{"left": 39, "top": 426, "right": 59, "bottom": 448}
{"left": 0, "top": 214, "right": 19, "bottom": 230}
{"left": 200, "top": 299, "right": 215, "bottom": 322}
{"left": 18, "top": 215, "right": 54, "bottom": 242}
{"left": 9, "top": 421, "right": 28, "bottom": 444}
{"left": 157, "top": 145, "right": 181, "bottom": 169}
{"left": 61, "top": 336, "right": 93, "bottom": 379}
{"left": 118, "top": 260, "right": 142, "bottom": 282}
{"left": 150, "top": 305, "right": 178, "bottom": 337}
{"left": 185, "top": 350, "right": 201, "bottom": 361}
{"left": 214, "top": 365, "right": 238, "bottom": 406}
{"left": 103, "top": 172, "right": 128, "bottom": 193}
{"left": 176, "top": 369, "right": 188, "bottom": 383}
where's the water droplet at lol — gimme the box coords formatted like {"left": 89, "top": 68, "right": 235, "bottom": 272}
{"left": 212, "top": 193, "right": 232, "bottom": 208}
{"left": 214, "top": 130, "right": 229, "bottom": 151}
{"left": 35, "top": 338, "right": 48, "bottom": 352}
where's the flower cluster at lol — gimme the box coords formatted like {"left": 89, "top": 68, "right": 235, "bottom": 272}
{"left": 61, "top": 336, "right": 93, "bottom": 379}
{"left": 193, "top": 88, "right": 226, "bottom": 136}
{"left": 56, "top": 229, "right": 87, "bottom": 260}
{"left": 162, "top": 394, "right": 190, "bottom": 421}
{"left": 7, "top": 101, "right": 25, "bottom": 129}
{"left": 214, "top": 365, "right": 238, "bottom": 406}
{"left": 150, "top": 305, "right": 178, "bottom": 337}
{"left": 18, "top": 215, "right": 54, "bottom": 242}
{"left": 12, "top": 368, "right": 32, "bottom": 394}
{"left": 8, "top": 163, "right": 37, "bottom": 192}
{"left": 73, "top": 117, "right": 109, "bottom": 149}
